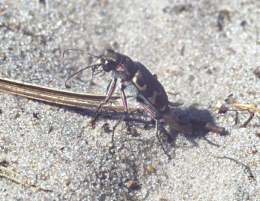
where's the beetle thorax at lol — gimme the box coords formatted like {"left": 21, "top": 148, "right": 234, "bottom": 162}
{"left": 112, "top": 67, "right": 129, "bottom": 80}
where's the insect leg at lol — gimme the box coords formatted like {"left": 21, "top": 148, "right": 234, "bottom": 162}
{"left": 120, "top": 81, "right": 136, "bottom": 133}
{"left": 139, "top": 102, "right": 157, "bottom": 119}
{"left": 120, "top": 83, "right": 128, "bottom": 113}
{"left": 109, "top": 83, "right": 131, "bottom": 153}
{"left": 139, "top": 102, "right": 171, "bottom": 159}
{"left": 155, "top": 119, "right": 171, "bottom": 160}
{"left": 105, "top": 79, "right": 113, "bottom": 96}
{"left": 109, "top": 118, "right": 124, "bottom": 154}
{"left": 91, "top": 78, "right": 117, "bottom": 126}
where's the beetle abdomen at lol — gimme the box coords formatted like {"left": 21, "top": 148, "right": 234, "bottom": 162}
{"left": 131, "top": 62, "right": 169, "bottom": 114}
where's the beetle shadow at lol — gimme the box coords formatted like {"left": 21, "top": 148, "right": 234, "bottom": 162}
{"left": 43, "top": 100, "right": 227, "bottom": 151}
{"left": 62, "top": 102, "right": 227, "bottom": 140}
{"left": 162, "top": 105, "right": 228, "bottom": 149}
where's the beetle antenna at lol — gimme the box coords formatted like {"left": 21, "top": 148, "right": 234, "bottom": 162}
{"left": 62, "top": 48, "right": 86, "bottom": 59}
{"left": 87, "top": 53, "right": 101, "bottom": 59}
{"left": 65, "top": 64, "right": 102, "bottom": 88}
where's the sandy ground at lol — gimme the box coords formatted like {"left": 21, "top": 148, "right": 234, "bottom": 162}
{"left": 0, "top": 0, "right": 259, "bottom": 200}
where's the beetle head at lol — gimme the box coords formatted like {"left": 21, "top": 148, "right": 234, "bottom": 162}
{"left": 97, "top": 49, "right": 122, "bottom": 72}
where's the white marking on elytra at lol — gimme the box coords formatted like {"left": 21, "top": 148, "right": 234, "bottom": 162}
{"left": 132, "top": 70, "right": 147, "bottom": 91}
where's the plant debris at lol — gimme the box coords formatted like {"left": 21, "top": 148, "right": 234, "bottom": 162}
{"left": 214, "top": 156, "right": 255, "bottom": 182}
{"left": 0, "top": 165, "right": 52, "bottom": 192}
{"left": 216, "top": 96, "right": 259, "bottom": 127}
{"left": 217, "top": 9, "right": 231, "bottom": 31}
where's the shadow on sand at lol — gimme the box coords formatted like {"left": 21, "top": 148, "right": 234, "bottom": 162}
{"left": 61, "top": 102, "right": 228, "bottom": 149}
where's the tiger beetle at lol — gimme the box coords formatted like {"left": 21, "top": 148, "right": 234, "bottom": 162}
{"left": 66, "top": 49, "right": 192, "bottom": 159}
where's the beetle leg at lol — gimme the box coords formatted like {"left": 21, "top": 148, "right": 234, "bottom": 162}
{"left": 109, "top": 82, "right": 132, "bottom": 150}
{"left": 91, "top": 78, "right": 117, "bottom": 126}
{"left": 139, "top": 102, "right": 158, "bottom": 119}
{"left": 139, "top": 102, "right": 171, "bottom": 159}
{"left": 155, "top": 119, "right": 171, "bottom": 160}
{"left": 120, "top": 81, "right": 135, "bottom": 133}
{"left": 105, "top": 79, "right": 113, "bottom": 96}
{"left": 120, "top": 81, "right": 128, "bottom": 113}
{"left": 109, "top": 118, "right": 124, "bottom": 154}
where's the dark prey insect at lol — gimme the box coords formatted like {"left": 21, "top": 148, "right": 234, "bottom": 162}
{"left": 66, "top": 49, "right": 192, "bottom": 156}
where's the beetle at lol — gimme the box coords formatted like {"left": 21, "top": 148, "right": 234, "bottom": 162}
{"left": 93, "top": 49, "right": 169, "bottom": 119}
{"left": 66, "top": 49, "right": 192, "bottom": 157}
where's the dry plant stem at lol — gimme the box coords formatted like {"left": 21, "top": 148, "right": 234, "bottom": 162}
{"left": 214, "top": 156, "right": 255, "bottom": 181}
{"left": 0, "top": 166, "right": 51, "bottom": 192}
{"left": 0, "top": 77, "right": 132, "bottom": 112}
{"left": 231, "top": 103, "right": 260, "bottom": 113}
{"left": 231, "top": 103, "right": 259, "bottom": 127}
{"left": 240, "top": 112, "right": 255, "bottom": 128}
{"left": 217, "top": 103, "right": 259, "bottom": 127}
{"left": 233, "top": 103, "right": 260, "bottom": 127}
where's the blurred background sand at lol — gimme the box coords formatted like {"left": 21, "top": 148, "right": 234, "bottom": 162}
{"left": 0, "top": 0, "right": 259, "bottom": 200}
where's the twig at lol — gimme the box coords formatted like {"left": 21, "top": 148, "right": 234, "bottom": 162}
{"left": 216, "top": 102, "right": 259, "bottom": 127}
{"left": 0, "top": 165, "right": 52, "bottom": 192}
{"left": 231, "top": 103, "right": 260, "bottom": 113}
{"left": 240, "top": 112, "right": 255, "bottom": 128}
{"left": 0, "top": 77, "right": 134, "bottom": 112}
{"left": 214, "top": 156, "right": 255, "bottom": 181}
